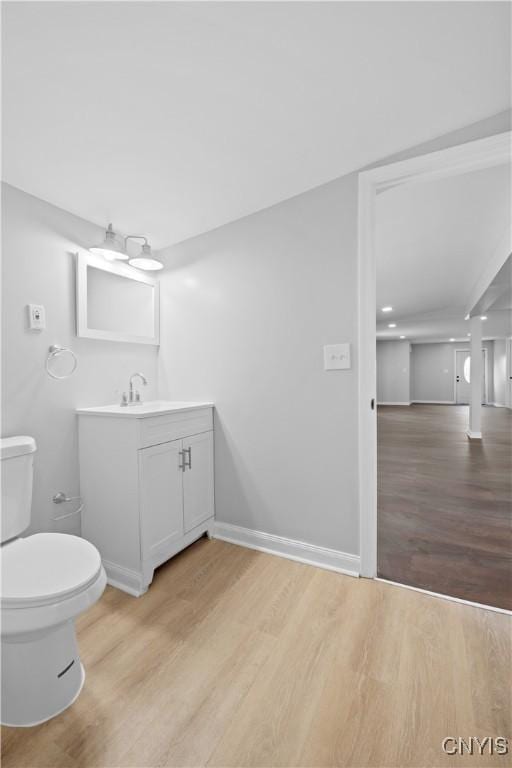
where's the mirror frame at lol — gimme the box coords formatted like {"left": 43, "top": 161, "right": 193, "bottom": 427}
{"left": 76, "top": 252, "right": 160, "bottom": 345}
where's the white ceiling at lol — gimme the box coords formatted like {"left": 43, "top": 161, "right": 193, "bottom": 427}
{"left": 2, "top": 1, "right": 511, "bottom": 248}
{"left": 376, "top": 163, "right": 512, "bottom": 342}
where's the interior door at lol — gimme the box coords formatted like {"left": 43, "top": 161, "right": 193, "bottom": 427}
{"left": 455, "top": 350, "right": 486, "bottom": 404}
{"left": 183, "top": 431, "right": 214, "bottom": 533}
{"left": 139, "top": 439, "right": 184, "bottom": 560}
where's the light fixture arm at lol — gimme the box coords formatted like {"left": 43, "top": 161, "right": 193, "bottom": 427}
{"left": 124, "top": 235, "right": 149, "bottom": 247}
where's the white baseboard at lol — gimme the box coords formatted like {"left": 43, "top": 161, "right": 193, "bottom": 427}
{"left": 411, "top": 400, "right": 455, "bottom": 405}
{"left": 466, "top": 430, "right": 482, "bottom": 440}
{"left": 377, "top": 401, "right": 411, "bottom": 406}
{"left": 102, "top": 559, "right": 147, "bottom": 597}
{"left": 213, "top": 522, "right": 360, "bottom": 577}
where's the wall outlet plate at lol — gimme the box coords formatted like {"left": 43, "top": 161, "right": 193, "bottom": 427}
{"left": 27, "top": 304, "right": 46, "bottom": 330}
{"left": 324, "top": 343, "right": 351, "bottom": 370}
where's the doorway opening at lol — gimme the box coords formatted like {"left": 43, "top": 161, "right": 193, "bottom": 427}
{"left": 357, "top": 132, "right": 512, "bottom": 610}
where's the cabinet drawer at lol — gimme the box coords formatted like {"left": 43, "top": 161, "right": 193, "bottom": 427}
{"left": 138, "top": 408, "right": 213, "bottom": 448}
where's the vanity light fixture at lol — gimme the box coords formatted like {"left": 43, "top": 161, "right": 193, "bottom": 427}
{"left": 382, "top": 306, "right": 393, "bottom": 312}
{"left": 388, "top": 323, "right": 397, "bottom": 328}
{"left": 90, "top": 226, "right": 163, "bottom": 270}
{"left": 89, "top": 224, "right": 128, "bottom": 261}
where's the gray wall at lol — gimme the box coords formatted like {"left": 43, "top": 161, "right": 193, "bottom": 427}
{"left": 158, "top": 174, "right": 360, "bottom": 554}
{"left": 376, "top": 341, "right": 411, "bottom": 404}
{"left": 1, "top": 183, "right": 159, "bottom": 534}
{"left": 411, "top": 341, "right": 494, "bottom": 403}
{"left": 158, "top": 112, "right": 510, "bottom": 558}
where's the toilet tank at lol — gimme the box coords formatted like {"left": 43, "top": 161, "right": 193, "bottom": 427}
{"left": 1, "top": 436, "right": 37, "bottom": 543}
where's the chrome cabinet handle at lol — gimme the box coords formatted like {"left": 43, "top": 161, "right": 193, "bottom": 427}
{"left": 178, "top": 450, "right": 185, "bottom": 471}
{"left": 185, "top": 447, "right": 192, "bottom": 470}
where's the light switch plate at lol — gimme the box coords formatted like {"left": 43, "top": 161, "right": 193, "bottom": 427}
{"left": 27, "top": 304, "right": 46, "bottom": 330}
{"left": 324, "top": 343, "right": 351, "bottom": 370}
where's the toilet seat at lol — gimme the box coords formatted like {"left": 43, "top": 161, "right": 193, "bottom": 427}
{"left": 1, "top": 533, "right": 102, "bottom": 609}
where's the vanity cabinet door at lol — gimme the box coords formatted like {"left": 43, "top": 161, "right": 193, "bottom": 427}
{"left": 183, "top": 431, "right": 214, "bottom": 533}
{"left": 139, "top": 440, "right": 184, "bottom": 561}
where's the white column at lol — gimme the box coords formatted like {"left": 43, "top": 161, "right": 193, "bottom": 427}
{"left": 468, "top": 315, "right": 482, "bottom": 439}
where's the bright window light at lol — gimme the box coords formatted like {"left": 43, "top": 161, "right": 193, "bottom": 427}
{"left": 464, "top": 356, "right": 471, "bottom": 384}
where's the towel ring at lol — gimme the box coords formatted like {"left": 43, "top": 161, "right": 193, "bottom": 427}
{"left": 45, "top": 345, "right": 78, "bottom": 380}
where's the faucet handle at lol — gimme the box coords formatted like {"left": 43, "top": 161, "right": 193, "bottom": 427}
{"left": 120, "top": 392, "right": 128, "bottom": 407}
{"left": 135, "top": 391, "right": 142, "bottom": 403}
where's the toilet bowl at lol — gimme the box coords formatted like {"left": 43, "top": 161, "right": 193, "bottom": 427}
{"left": 0, "top": 436, "right": 106, "bottom": 727}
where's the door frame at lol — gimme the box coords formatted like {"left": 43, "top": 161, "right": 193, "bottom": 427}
{"left": 357, "top": 131, "right": 511, "bottom": 578}
{"left": 507, "top": 337, "right": 512, "bottom": 409}
{"left": 454, "top": 347, "right": 489, "bottom": 405}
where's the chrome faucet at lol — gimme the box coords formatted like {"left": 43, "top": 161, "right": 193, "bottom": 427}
{"left": 121, "top": 372, "right": 148, "bottom": 406}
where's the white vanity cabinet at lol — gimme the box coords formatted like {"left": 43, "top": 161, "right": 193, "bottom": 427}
{"left": 77, "top": 402, "right": 214, "bottom": 596}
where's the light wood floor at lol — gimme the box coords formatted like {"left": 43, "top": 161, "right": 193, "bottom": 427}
{"left": 2, "top": 539, "right": 511, "bottom": 767}
{"left": 378, "top": 404, "right": 512, "bottom": 610}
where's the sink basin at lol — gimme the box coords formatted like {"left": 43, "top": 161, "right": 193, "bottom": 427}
{"left": 76, "top": 400, "right": 213, "bottom": 417}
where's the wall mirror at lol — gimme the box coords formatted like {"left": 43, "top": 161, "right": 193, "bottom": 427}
{"left": 76, "top": 252, "right": 160, "bottom": 345}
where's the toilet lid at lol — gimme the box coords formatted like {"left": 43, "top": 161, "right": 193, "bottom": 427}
{"left": 1, "top": 533, "right": 102, "bottom": 608}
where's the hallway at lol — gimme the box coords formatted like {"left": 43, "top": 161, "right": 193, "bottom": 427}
{"left": 377, "top": 404, "right": 512, "bottom": 610}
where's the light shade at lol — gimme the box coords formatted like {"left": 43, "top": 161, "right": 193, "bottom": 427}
{"left": 90, "top": 224, "right": 128, "bottom": 260}
{"left": 128, "top": 243, "right": 163, "bottom": 271}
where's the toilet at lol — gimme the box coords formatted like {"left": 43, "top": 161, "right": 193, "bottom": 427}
{"left": 1, "top": 436, "right": 106, "bottom": 727}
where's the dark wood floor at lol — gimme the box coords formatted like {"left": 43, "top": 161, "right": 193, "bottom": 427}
{"left": 378, "top": 404, "right": 512, "bottom": 610}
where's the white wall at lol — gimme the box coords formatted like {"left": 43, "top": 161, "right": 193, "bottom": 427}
{"left": 493, "top": 338, "right": 508, "bottom": 405}
{"left": 1, "top": 183, "right": 159, "bottom": 535}
{"left": 376, "top": 341, "right": 411, "bottom": 404}
{"left": 411, "top": 341, "right": 494, "bottom": 403}
{"left": 156, "top": 112, "right": 509, "bottom": 561}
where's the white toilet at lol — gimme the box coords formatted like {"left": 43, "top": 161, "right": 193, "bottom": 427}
{"left": 1, "top": 436, "right": 106, "bottom": 727}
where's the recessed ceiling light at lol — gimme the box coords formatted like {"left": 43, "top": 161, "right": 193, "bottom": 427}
{"left": 480, "top": 315, "right": 488, "bottom": 320}
{"left": 399, "top": 335, "right": 406, "bottom": 339}
{"left": 388, "top": 323, "right": 396, "bottom": 328}
{"left": 382, "top": 306, "right": 393, "bottom": 312}
{"left": 449, "top": 338, "right": 455, "bottom": 342}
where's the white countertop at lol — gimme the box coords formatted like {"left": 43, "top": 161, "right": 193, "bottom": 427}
{"left": 76, "top": 400, "right": 214, "bottom": 418}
